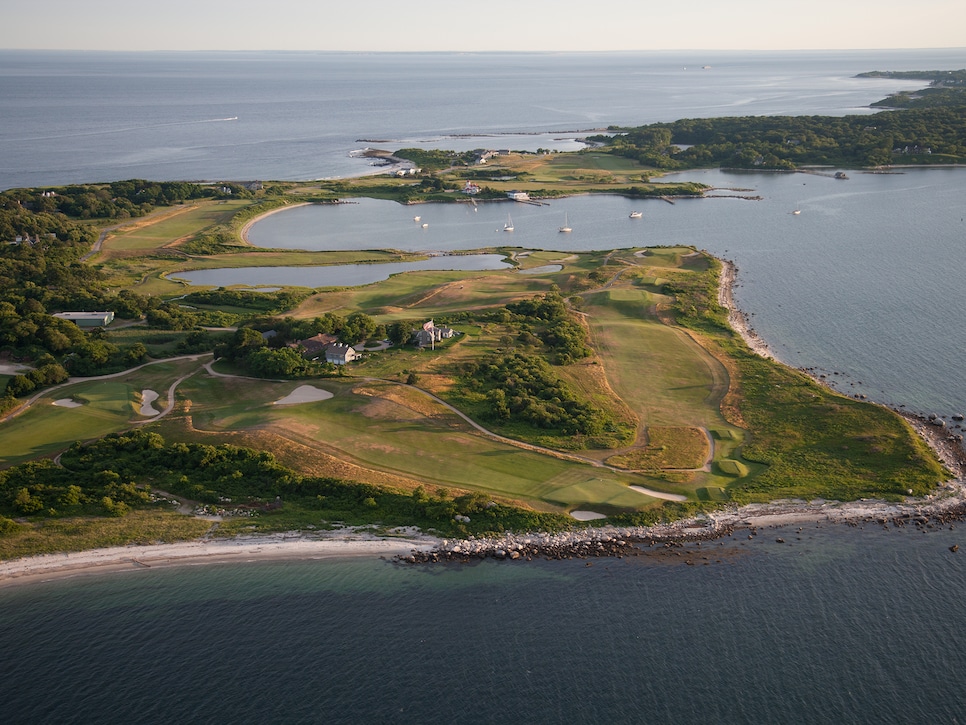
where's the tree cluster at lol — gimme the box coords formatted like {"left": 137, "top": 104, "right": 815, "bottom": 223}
{"left": 459, "top": 353, "right": 610, "bottom": 436}
{"left": 602, "top": 105, "right": 966, "bottom": 170}
{"left": 182, "top": 289, "right": 310, "bottom": 315}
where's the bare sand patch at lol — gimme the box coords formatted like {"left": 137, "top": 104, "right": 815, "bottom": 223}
{"left": 53, "top": 398, "right": 82, "bottom": 408}
{"left": 571, "top": 510, "right": 607, "bottom": 521}
{"left": 139, "top": 389, "right": 160, "bottom": 416}
{"left": 274, "top": 385, "right": 334, "bottom": 405}
{"left": 0, "top": 363, "right": 31, "bottom": 375}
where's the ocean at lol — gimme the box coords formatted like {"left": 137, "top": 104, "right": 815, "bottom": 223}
{"left": 2, "top": 48, "right": 964, "bottom": 189}
{"left": 2, "top": 523, "right": 965, "bottom": 724}
{"left": 2, "top": 48, "right": 966, "bottom": 722}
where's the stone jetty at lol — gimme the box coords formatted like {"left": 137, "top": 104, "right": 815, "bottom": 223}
{"left": 398, "top": 519, "right": 734, "bottom": 564}
{"left": 398, "top": 487, "right": 966, "bottom": 565}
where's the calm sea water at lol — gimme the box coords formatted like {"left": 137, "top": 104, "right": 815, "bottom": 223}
{"left": 4, "top": 49, "right": 966, "bottom": 722}
{"left": 2, "top": 524, "right": 965, "bottom": 724}
{"left": 2, "top": 48, "right": 964, "bottom": 189}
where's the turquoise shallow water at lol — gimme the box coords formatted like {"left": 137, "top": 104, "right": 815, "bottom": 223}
{"left": 2, "top": 523, "right": 965, "bottom": 724}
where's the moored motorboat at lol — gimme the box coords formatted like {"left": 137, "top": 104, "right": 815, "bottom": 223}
{"left": 629, "top": 211, "right": 643, "bottom": 218}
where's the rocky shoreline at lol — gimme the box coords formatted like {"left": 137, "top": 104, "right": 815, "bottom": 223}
{"left": 398, "top": 492, "right": 966, "bottom": 565}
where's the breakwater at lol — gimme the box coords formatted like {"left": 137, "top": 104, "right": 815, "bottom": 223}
{"left": 399, "top": 522, "right": 731, "bottom": 563}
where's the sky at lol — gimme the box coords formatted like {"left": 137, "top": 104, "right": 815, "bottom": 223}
{"left": 2, "top": 0, "right": 965, "bottom": 52}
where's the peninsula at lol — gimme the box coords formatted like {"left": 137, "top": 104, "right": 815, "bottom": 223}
{"left": 2, "top": 72, "right": 965, "bottom": 567}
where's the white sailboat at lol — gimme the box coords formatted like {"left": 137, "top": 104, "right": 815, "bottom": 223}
{"left": 503, "top": 213, "right": 514, "bottom": 232}
{"left": 558, "top": 212, "right": 572, "bottom": 233}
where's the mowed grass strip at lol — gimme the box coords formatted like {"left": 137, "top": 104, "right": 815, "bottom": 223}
{"left": 583, "top": 288, "right": 732, "bottom": 429}
{"left": 103, "top": 200, "right": 255, "bottom": 254}
{"left": 0, "top": 358, "right": 212, "bottom": 467}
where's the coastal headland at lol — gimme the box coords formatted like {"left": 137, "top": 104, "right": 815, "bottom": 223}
{"left": 5, "top": 70, "right": 966, "bottom": 574}
{"left": 2, "top": 245, "right": 963, "bottom": 582}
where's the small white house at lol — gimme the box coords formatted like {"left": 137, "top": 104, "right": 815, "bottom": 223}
{"left": 324, "top": 344, "right": 360, "bottom": 365}
{"left": 53, "top": 311, "right": 115, "bottom": 328}
{"left": 507, "top": 190, "right": 530, "bottom": 201}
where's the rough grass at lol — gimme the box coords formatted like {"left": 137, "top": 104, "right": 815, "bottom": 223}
{"left": 0, "top": 509, "right": 212, "bottom": 561}
{"left": 608, "top": 427, "right": 710, "bottom": 471}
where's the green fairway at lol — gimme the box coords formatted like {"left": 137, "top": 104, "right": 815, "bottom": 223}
{"left": 584, "top": 288, "right": 733, "bottom": 430}
{"left": 175, "top": 374, "right": 681, "bottom": 512}
{"left": 0, "top": 382, "right": 135, "bottom": 465}
{"left": 0, "top": 358, "right": 211, "bottom": 467}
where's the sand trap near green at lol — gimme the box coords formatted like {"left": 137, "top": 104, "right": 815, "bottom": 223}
{"left": 274, "top": 385, "right": 335, "bottom": 405}
{"left": 570, "top": 510, "right": 607, "bottom": 521}
{"left": 53, "top": 399, "right": 83, "bottom": 408}
{"left": 629, "top": 485, "right": 688, "bottom": 502}
{"left": 139, "top": 389, "right": 160, "bottom": 416}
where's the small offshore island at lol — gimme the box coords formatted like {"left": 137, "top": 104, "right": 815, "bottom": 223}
{"left": 2, "top": 71, "right": 966, "bottom": 577}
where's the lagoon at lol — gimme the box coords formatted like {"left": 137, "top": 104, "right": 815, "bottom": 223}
{"left": 170, "top": 253, "right": 511, "bottom": 288}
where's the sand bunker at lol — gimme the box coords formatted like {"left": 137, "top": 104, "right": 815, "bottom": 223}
{"left": 139, "top": 389, "right": 160, "bottom": 416}
{"left": 518, "top": 264, "right": 563, "bottom": 275}
{"left": 628, "top": 485, "right": 688, "bottom": 502}
{"left": 274, "top": 385, "right": 334, "bottom": 405}
{"left": 53, "top": 398, "right": 82, "bottom": 408}
{"left": 571, "top": 510, "right": 607, "bottom": 521}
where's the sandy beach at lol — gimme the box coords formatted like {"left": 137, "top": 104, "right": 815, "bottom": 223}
{"left": 0, "top": 529, "right": 438, "bottom": 586}
{"left": 239, "top": 202, "right": 311, "bottom": 245}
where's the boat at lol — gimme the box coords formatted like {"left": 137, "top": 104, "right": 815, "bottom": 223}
{"left": 792, "top": 209, "right": 801, "bottom": 215}
{"left": 558, "top": 213, "right": 572, "bottom": 233}
{"left": 503, "top": 214, "right": 514, "bottom": 232}
{"left": 413, "top": 215, "right": 421, "bottom": 222}
{"left": 421, "top": 222, "right": 429, "bottom": 228}
{"left": 629, "top": 211, "right": 643, "bottom": 219}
